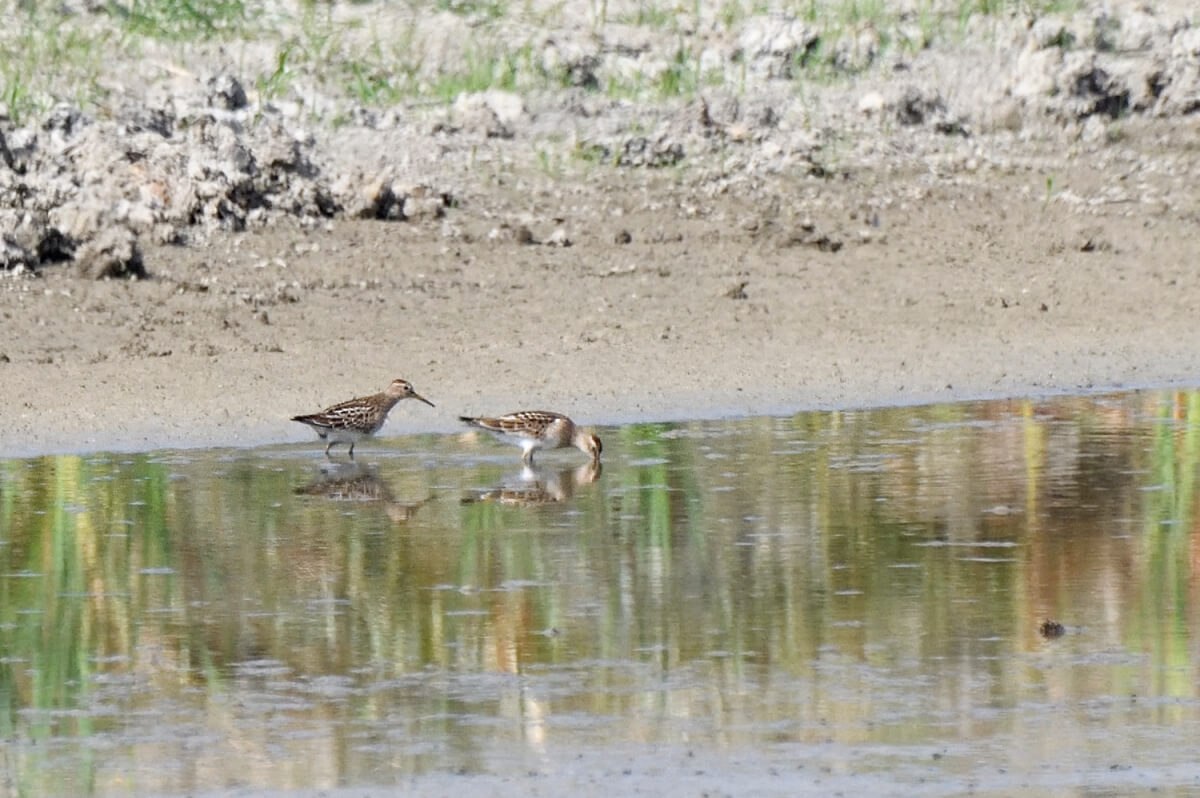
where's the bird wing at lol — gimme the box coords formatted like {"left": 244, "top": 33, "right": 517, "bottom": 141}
{"left": 295, "top": 397, "right": 374, "bottom": 430}
{"left": 469, "top": 411, "right": 564, "bottom": 436}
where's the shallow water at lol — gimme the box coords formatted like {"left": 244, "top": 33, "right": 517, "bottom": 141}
{"left": 3, "top": 391, "right": 1200, "bottom": 796}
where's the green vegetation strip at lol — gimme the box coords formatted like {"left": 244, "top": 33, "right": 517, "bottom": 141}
{"left": 0, "top": 0, "right": 1079, "bottom": 124}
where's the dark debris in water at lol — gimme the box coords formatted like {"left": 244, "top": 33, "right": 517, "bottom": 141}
{"left": 1038, "top": 619, "right": 1066, "bottom": 639}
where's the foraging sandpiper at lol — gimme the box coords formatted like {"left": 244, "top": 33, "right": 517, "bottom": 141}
{"left": 292, "top": 378, "right": 434, "bottom": 457}
{"left": 458, "top": 410, "right": 601, "bottom": 465}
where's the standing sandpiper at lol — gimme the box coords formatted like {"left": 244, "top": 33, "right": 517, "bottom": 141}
{"left": 292, "top": 378, "right": 435, "bottom": 457}
{"left": 458, "top": 410, "right": 602, "bottom": 465}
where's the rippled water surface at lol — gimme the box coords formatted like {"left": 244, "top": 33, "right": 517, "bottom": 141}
{"left": 4, "top": 391, "right": 1200, "bottom": 795}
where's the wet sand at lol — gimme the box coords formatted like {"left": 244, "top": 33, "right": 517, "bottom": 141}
{"left": 3, "top": 146, "right": 1200, "bottom": 457}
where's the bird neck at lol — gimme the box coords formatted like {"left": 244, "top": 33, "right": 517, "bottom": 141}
{"left": 571, "top": 430, "right": 594, "bottom": 456}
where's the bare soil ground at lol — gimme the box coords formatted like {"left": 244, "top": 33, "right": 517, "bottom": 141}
{"left": 4, "top": 120, "right": 1200, "bottom": 456}
{"left": 3, "top": 1, "right": 1200, "bottom": 456}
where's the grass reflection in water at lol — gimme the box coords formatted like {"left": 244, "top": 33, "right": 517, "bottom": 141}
{"left": 1, "top": 390, "right": 1200, "bottom": 794}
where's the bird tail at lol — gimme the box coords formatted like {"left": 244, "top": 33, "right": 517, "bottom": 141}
{"left": 292, "top": 414, "right": 324, "bottom": 426}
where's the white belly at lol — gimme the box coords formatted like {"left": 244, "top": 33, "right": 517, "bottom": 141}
{"left": 321, "top": 427, "right": 367, "bottom": 444}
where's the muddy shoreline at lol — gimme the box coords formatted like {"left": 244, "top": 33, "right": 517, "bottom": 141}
{"left": 5, "top": 156, "right": 1200, "bottom": 458}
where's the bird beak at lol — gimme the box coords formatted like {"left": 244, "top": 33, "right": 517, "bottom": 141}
{"left": 413, "top": 392, "right": 435, "bottom": 408}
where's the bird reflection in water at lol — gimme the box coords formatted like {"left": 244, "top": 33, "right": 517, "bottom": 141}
{"left": 295, "top": 461, "right": 430, "bottom": 523}
{"left": 461, "top": 460, "right": 602, "bottom": 507}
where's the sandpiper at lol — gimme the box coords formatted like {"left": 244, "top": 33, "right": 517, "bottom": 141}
{"left": 458, "top": 410, "right": 602, "bottom": 465}
{"left": 292, "top": 378, "right": 434, "bottom": 457}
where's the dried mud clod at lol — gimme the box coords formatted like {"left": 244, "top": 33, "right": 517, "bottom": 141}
{"left": 783, "top": 228, "right": 844, "bottom": 253}
{"left": 1, "top": 0, "right": 1198, "bottom": 284}
{"left": 74, "top": 227, "right": 145, "bottom": 280}
{"left": 0, "top": 95, "right": 359, "bottom": 280}
{"left": 0, "top": 235, "right": 38, "bottom": 273}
